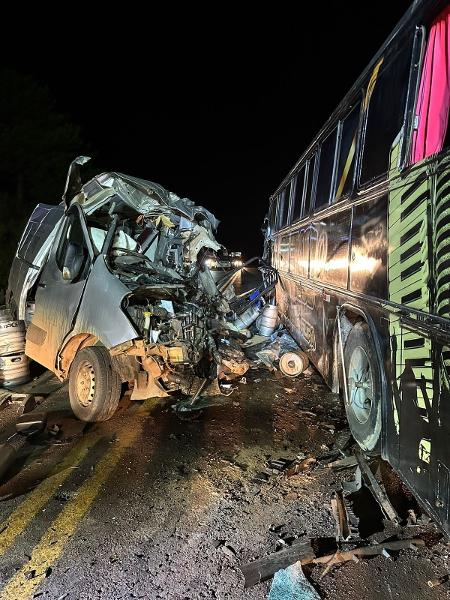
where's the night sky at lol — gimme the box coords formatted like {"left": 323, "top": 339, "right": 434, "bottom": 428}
{"left": 3, "top": 2, "right": 412, "bottom": 259}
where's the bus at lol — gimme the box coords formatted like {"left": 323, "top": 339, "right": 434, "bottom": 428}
{"left": 263, "top": 0, "right": 450, "bottom": 534}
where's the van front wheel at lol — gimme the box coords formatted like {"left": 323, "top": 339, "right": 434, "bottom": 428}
{"left": 69, "top": 347, "right": 121, "bottom": 422}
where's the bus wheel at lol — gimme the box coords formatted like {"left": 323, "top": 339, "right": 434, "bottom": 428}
{"left": 343, "top": 321, "right": 382, "bottom": 452}
{"left": 69, "top": 347, "right": 121, "bottom": 422}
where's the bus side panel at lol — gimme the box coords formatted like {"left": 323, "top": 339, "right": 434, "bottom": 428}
{"left": 386, "top": 148, "right": 450, "bottom": 533}
{"left": 308, "top": 211, "right": 351, "bottom": 380}
{"left": 283, "top": 235, "right": 303, "bottom": 337}
{"left": 350, "top": 195, "right": 388, "bottom": 300}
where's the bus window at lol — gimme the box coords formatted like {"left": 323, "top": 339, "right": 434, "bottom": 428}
{"left": 267, "top": 200, "right": 276, "bottom": 235}
{"left": 272, "top": 196, "right": 280, "bottom": 231}
{"left": 291, "top": 166, "right": 306, "bottom": 222}
{"left": 315, "top": 129, "right": 337, "bottom": 211}
{"left": 360, "top": 40, "right": 413, "bottom": 184}
{"left": 285, "top": 181, "right": 292, "bottom": 223}
{"left": 303, "top": 155, "right": 316, "bottom": 217}
{"left": 334, "top": 100, "right": 361, "bottom": 201}
{"left": 278, "top": 183, "right": 292, "bottom": 229}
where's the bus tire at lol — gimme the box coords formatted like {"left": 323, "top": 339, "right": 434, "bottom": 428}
{"left": 69, "top": 346, "right": 121, "bottom": 422}
{"left": 343, "top": 321, "right": 381, "bottom": 452}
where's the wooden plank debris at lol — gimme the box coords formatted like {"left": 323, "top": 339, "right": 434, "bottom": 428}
{"left": 354, "top": 449, "right": 398, "bottom": 522}
{"left": 241, "top": 538, "right": 424, "bottom": 588}
{"left": 326, "top": 455, "right": 358, "bottom": 470}
{"left": 241, "top": 540, "right": 314, "bottom": 588}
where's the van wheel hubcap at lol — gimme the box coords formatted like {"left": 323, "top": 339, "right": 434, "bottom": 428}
{"left": 347, "top": 346, "right": 373, "bottom": 424}
{"left": 77, "top": 360, "right": 96, "bottom": 406}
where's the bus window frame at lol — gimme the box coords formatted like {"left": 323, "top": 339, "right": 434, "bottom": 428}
{"left": 278, "top": 191, "right": 285, "bottom": 230}
{"left": 303, "top": 153, "right": 318, "bottom": 219}
{"left": 333, "top": 93, "right": 364, "bottom": 203}
{"left": 268, "top": 199, "right": 277, "bottom": 235}
{"left": 276, "top": 190, "right": 283, "bottom": 230}
{"left": 286, "top": 179, "right": 294, "bottom": 226}
{"left": 400, "top": 25, "right": 426, "bottom": 170}
{"left": 313, "top": 127, "right": 339, "bottom": 214}
{"left": 276, "top": 183, "right": 292, "bottom": 231}
{"left": 290, "top": 165, "right": 306, "bottom": 224}
{"left": 357, "top": 32, "right": 416, "bottom": 188}
{"left": 273, "top": 195, "right": 280, "bottom": 231}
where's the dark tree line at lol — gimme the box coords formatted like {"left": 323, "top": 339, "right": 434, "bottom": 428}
{"left": 0, "top": 69, "right": 87, "bottom": 288}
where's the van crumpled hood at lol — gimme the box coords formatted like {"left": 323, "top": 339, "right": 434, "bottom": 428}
{"left": 78, "top": 171, "right": 220, "bottom": 232}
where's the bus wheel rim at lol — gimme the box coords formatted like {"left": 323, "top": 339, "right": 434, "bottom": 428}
{"left": 347, "top": 345, "right": 373, "bottom": 424}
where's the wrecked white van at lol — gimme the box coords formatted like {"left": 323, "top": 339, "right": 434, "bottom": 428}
{"left": 6, "top": 158, "right": 273, "bottom": 422}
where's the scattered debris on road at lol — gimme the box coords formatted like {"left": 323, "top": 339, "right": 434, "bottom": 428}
{"left": 331, "top": 489, "right": 359, "bottom": 541}
{"left": 241, "top": 539, "right": 315, "bottom": 587}
{"left": 241, "top": 537, "right": 426, "bottom": 589}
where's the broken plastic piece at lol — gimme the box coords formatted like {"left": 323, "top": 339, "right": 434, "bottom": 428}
{"left": 269, "top": 562, "right": 320, "bottom": 600}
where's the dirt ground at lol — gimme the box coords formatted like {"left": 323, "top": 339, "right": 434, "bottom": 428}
{"left": 0, "top": 360, "right": 448, "bottom": 600}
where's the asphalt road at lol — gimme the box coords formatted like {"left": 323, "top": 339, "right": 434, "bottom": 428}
{"left": 0, "top": 268, "right": 448, "bottom": 599}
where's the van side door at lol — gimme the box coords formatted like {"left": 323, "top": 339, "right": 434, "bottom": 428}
{"left": 25, "top": 204, "right": 94, "bottom": 371}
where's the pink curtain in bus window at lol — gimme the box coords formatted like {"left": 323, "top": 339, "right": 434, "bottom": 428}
{"left": 412, "top": 6, "right": 450, "bottom": 164}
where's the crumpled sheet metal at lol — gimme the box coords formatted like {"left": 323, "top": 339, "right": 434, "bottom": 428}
{"left": 80, "top": 172, "right": 220, "bottom": 231}
{"left": 8, "top": 204, "right": 64, "bottom": 320}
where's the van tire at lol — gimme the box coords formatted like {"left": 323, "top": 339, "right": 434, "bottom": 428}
{"left": 343, "top": 321, "right": 382, "bottom": 452}
{"left": 69, "top": 346, "right": 121, "bottom": 422}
